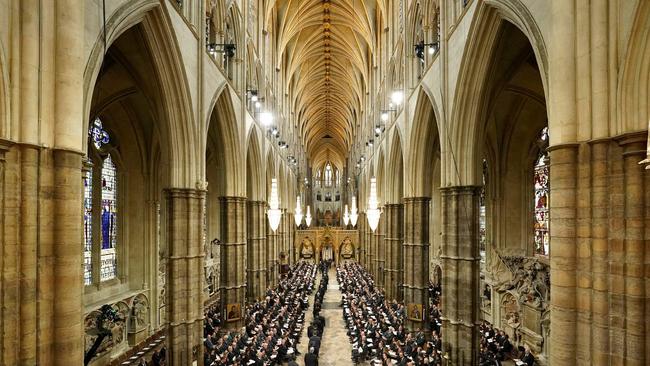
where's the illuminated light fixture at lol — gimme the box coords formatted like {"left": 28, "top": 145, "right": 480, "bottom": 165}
{"left": 255, "top": 101, "right": 261, "bottom": 109}
{"left": 271, "top": 127, "right": 279, "bottom": 136}
{"left": 381, "top": 112, "right": 389, "bottom": 122}
{"left": 360, "top": 156, "right": 366, "bottom": 162}
{"left": 294, "top": 196, "right": 303, "bottom": 227}
{"left": 350, "top": 196, "right": 359, "bottom": 227}
{"left": 267, "top": 178, "right": 282, "bottom": 232}
{"left": 391, "top": 90, "right": 404, "bottom": 106}
{"left": 305, "top": 206, "right": 312, "bottom": 227}
{"left": 375, "top": 125, "right": 383, "bottom": 135}
{"left": 367, "top": 177, "right": 381, "bottom": 232}
{"left": 259, "top": 111, "right": 273, "bottom": 126}
{"left": 251, "top": 94, "right": 258, "bottom": 102}
{"left": 343, "top": 204, "right": 350, "bottom": 226}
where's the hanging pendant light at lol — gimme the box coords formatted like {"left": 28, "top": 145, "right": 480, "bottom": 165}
{"left": 367, "top": 177, "right": 381, "bottom": 232}
{"left": 267, "top": 178, "right": 282, "bottom": 232}
{"left": 350, "top": 196, "right": 358, "bottom": 227}
{"left": 294, "top": 195, "right": 303, "bottom": 227}
{"left": 343, "top": 204, "right": 350, "bottom": 226}
{"left": 305, "top": 205, "right": 312, "bottom": 227}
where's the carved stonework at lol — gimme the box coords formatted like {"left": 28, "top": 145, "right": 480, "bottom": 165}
{"left": 84, "top": 302, "right": 129, "bottom": 361}
{"left": 493, "top": 255, "right": 550, "bottom": 310}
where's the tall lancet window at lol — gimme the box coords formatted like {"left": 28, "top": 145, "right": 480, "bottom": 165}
{"left": 479, "top": 159, "right": 487, "bottom": 263}
{"left": 83, "top": 166, "right": 94, "bottom": 285}
{"left": 534, "top": 127, "right": 550, "bottom": 256}
{"left": 325, "top": 163, "right": 333, "bottom": 187}
{"left": 100, "top": 155, "right": 118, "bottom": 281}
{"left": 85, "top": 117, "right": 120, "bottom": 285}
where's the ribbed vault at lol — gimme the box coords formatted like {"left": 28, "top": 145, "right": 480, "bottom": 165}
{"left": 269, "top": 0, "right": 378, "bottom": 168}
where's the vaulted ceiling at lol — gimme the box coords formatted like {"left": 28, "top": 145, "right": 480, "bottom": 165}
{"left": 269, "top": 0, "right": 381, "bottom": 170}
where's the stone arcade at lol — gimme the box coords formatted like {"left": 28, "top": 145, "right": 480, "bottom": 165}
{"left": 0, "top": 0, "right": 649, "bottom": 365}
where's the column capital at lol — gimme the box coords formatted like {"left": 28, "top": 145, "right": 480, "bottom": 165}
{"left": 403, "top": 196, "right": 432, "bottom": 203}
{"left": 165, "top": 187, "right": 207, "bottom": 199}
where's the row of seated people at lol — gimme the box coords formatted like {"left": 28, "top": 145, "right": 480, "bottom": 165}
{"left": 338, "top": 262, "right": 443, "bottom": 365}
{"left": 203, "top": 261, "right": 317, "bottom": 366}
{"left": 479, "top": 321, "right": 535, "bottom": 366}
{"left": 302, "top": 260, "right": 330, "bottom": 366}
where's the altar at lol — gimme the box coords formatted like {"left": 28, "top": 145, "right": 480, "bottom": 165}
{"left": 294, "top": 227, "right": 358, "bottom": 265}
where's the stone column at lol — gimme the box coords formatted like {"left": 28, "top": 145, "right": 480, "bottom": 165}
{"left": 368, "top": 218, "right": 377, "bottom": 279}
{"left": 619, "top": 136, "right": 646, "bottom": 365}
{"left": 440, "top": 187, "right": 480, "bottom": 365}
{"left": 219, "top": 196, "right": 247, "bottom": 329}
{"left": 266, "top": 212, "right": 278, "bottom": 288}
{"left": 548, "top": 144, "right": 578, "bottom": 364}
{"left": 403, "top": 197, "right": 430, "bottom": 332}
{"left": 357, "top": 212, "right": 366, "bottom": 266}
{"left": 53, "top": 149, "right": 84, "bottom": 365}
{"left": 278, "top": 209, "right": 288, "bottom": 266}
{"left": 246, "top": 200, "right": 267, "bottom": 301}
{"left": 384, "top": 203, "right": 404, "bottom": 301}
{"left": 166, "top": 188, "right": 206, "bottom": 366}
{"left": 375, "top": 215, "right": 386, "bottom": 289}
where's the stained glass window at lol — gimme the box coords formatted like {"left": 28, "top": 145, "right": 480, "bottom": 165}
{"left": 479, "top": 159, "right": 487, "bottom": 263}
{"left": 83, "top": 167, "right": 93, "bottom": 285}
{"left": 100, "top": 154, "right": 118, "bottom": 281}
{"left": 325, "top": 163, "right": 332, "bottom": 187}
{"left": 85, "top": 117, "right": 120, "bottom": 285}
{"left": 89, "top": 118, "right": 110, "bottom": 149}
{"left": 534, "top": 127, "right": 550, "bottom": 256}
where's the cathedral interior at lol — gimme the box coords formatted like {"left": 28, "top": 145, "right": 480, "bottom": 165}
{"left": 0, "top": 0, "right": 649, "bottom": 365}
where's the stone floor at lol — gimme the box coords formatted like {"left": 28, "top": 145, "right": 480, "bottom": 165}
{"left": 295, "top": 268, "right": 359, "bottom": 365}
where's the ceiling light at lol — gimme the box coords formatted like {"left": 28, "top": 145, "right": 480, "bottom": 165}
{"left": 294, "top": 196, "right": 303, "bottom": 227}
{"left": 267, "top": 178, "right": 282, "bottom": 232}
{"left": 259, "top": 112, "right": 273, "bottom": 126}
{"left": 428, "top": 46, "right": 435, "bottom": 55}
{"left": 375, "top": 125, "right": 382, "bottom": 134}
{"left": 391, "top": 90, "right": 404, "bottom": 106}
{"left": 251, "top": 95, "right": 258, "bottom": 102}
{"left": 367, "top": 177, "right": 381, "bottom": 232}
{"left": 350, "top": 196, "right": 358, "bottom": 227}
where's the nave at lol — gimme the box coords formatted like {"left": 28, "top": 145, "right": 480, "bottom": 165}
{"left": 1, "top": 1, "right": 650, "bottom": 365}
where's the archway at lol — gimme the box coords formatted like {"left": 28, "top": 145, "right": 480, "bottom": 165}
{"left": 246, "top": 128, "right": 266, "bottom": 301}
{"left": 205, "top": 86, "right": 246, "bottom": 329}
{"left": 403, "top": 87, "right": 442, "bottom": 333}
{"left": 83, "top": 12, "right": 198, "bottom": 364}
{"left": 385, "top": 131, "right": 405, "bottom": 301}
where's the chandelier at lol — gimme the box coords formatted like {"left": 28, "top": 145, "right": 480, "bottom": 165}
{"left": 367, "top": 177, "right": 381, "bottom": 232}
{"left": 343, "top": 204, "right": 350, "bottom": 226}
{"left": 350, "top": 196, "right": 359, "bottom": 227}
{"left": 267, "top": 178, "right": 282, "bottom": 232}
{"left": 294, "top": 196, "right": 303, "bottom": 227}
{"left": 305, "top": 205, "right": 312, "bottom": 227}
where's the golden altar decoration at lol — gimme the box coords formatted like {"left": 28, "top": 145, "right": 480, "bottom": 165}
{"left": 294, "top": 226, "right": 359, "bottom": 264}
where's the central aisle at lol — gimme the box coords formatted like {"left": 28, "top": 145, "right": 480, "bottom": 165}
{"left": 297, "top": 267, "right": 356, "bottom": 365}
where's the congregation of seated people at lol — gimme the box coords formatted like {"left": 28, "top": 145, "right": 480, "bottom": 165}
{"left": 479, "top": 321, "right": 535, "bottom": 366}
{"left": 203, "top": 262, "right": 316, "bottom": 366}
{"left": 338, "top": 262, "right": 443, "bottom": 365}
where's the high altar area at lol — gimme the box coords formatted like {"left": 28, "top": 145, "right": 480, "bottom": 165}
{"left": 294, "top": 226, "right": 358, "bottom": 265}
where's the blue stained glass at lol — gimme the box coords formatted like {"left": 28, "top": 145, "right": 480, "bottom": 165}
{"left": 100, "top": 154, "right": 117, "bottom": 281}
{"left": 84, "top": 167, "right": 93, "bottom": 285}
{"left": 534, "top": 127, "right": 550, "bottom": 256}
{"left": 89, "top": 118, "right": 110, "bottom": 149}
